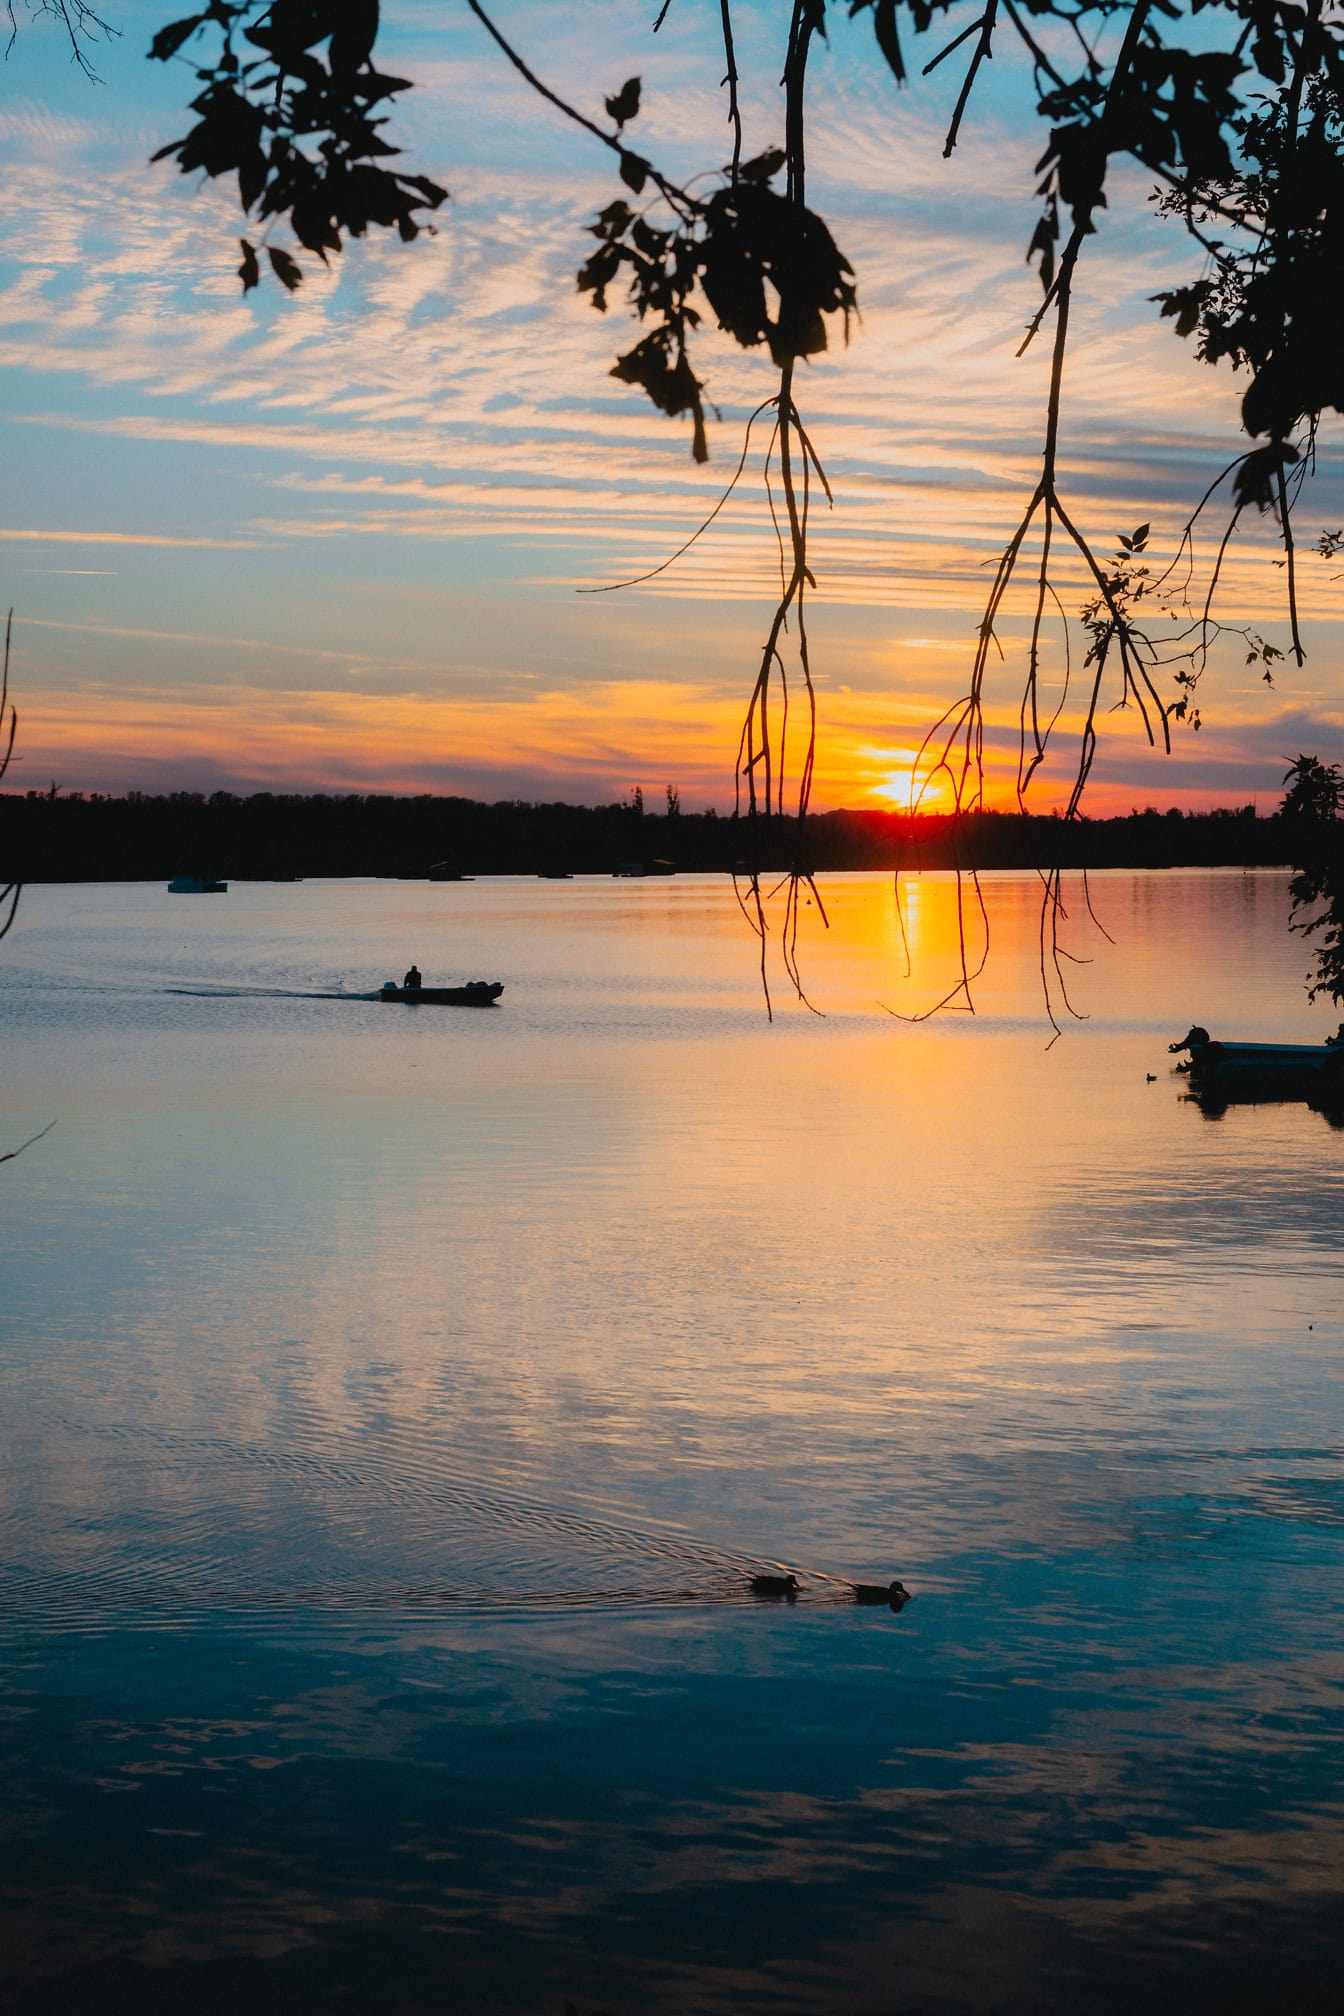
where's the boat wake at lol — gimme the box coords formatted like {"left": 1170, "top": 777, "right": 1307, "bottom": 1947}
{"left": 2, "top": 1415, "right": 874, "bottom": 1632}
{"left": 164, "top": 984, "right": 384, "bottom": 1001}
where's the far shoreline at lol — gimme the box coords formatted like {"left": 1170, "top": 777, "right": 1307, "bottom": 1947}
{"left": 0, "top": 787, "right": 1308, "bottom": 884}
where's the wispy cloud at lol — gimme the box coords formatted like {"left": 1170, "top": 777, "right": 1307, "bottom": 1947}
{"left": 1, "top": 527, "right": 259, "bottom": 548}
{"left": 16, "top": 612, "right": 436, "bottom": 668}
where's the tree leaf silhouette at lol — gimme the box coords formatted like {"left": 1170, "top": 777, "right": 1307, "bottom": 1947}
{"left": 605, "top": 77, "right": 641, "bottom": 128}
{"left": 266, "top": 244, "right": 302, "bottom": 291}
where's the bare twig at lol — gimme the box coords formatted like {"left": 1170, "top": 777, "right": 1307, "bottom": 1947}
{"left": 6, "top": 0, "right": 116, "bottom": 80}
{"left": 0, "top": 609, "right": 19, "bottom": 944}
{"left": 464, "top": 0, "right": 696, "bottom": 220}
{"left": 941, "top": 0, "right": 999, "bottom": 159}
{"left": 579, "top": 399, "right": 775, "bottom": 594}
{"left": 0, "top": 1120, "right": 56, "bottom": 1166}
{"left": 720, "top": 0, "right": 743, "bottom": 183}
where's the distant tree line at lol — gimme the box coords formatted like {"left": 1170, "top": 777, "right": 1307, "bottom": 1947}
{"left": 0, "top": 787, "right": 1312, "bottom": 884}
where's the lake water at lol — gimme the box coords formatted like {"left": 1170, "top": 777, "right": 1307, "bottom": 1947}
{"left": 2, "top": 871, "right": 1342, "bottom": 2013}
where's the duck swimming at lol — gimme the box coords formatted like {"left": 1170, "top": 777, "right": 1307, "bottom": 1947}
{"left": 748, "top": 1573, "right": 801, "bottom": 1600}
{"left": 851, "top": 1580, "right": 912, "bottom": 1608}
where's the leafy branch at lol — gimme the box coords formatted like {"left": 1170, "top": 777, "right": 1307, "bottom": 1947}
{"left": 150, "top": 1, "right": 448, "bottom": 291}
{"left": 1281, "top": 752, "right": 1344, "bottom": 1008}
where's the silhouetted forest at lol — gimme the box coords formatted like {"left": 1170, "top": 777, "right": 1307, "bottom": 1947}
{"left": 0, "top": 788, "right": 1312, "bottom": 883}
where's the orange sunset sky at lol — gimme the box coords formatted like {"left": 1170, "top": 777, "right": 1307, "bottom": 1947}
{"left": 3, "top": 1, "right": 1343, "bottom": 814}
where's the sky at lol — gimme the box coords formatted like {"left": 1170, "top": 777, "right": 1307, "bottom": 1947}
{"left": 2, "top": 0, "right": 1343, "bottom": 813}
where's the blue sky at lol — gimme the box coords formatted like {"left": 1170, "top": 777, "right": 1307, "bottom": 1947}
{"left": 3, "top": 0, "right": 1342, "bottom": 809}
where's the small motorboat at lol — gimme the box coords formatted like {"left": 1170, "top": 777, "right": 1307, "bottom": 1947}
{"left": 379, "top": 979, "right": 503, "bottom": 1006}
{"left": 167, "top": 876, "right": 227, "bottom": 894}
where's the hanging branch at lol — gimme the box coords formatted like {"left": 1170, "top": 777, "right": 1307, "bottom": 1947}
{"left": 578, "top": 398, "right": 776, "bottom": 594}
{"left": 727, "top": 0, "right": 835, "bottom": 1017}
{"left": 463, "top": 0, "right": 698, "bottom": 222}
{"left": 0, "top": 1121, "right": 56, "bottom": 1166}
{"left": 145, "top": 0, "right": 1344, "bottom": 1022}
{"left": 895, "top": 2, "right": 1177, "bottom": 1031}
{"left": 0, "top": 610, "right": 20, "bottom": 945}
{"left": 0, "top": 607, "right": 48, "bottom": 1166}
{"left": 938, "top": 0, "right": 999, "bottom": 160}
{"left": 719, "top": 0, "right": 743, "bottom": 184}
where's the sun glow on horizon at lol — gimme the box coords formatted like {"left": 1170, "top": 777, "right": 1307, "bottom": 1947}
{"left": 864, "top": 747, "right": 956, "bottom": 814}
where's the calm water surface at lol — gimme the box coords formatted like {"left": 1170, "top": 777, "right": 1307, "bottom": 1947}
{"left": 2, "top": 872, "right": 1342, "bottom": 2012}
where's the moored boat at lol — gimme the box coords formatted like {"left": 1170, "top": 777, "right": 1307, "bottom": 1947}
{"left": 1169, "top": 1024, "right": 1344, "bottom": 1106}
{"left": 1171, "top": 1023, "right": 1343, "bottom": 1075}
{"left": 168, "top": 875, "right": 227, "bottom": 894}
{"left": 379, "top": 980, "right": 503, "bottom": 1006}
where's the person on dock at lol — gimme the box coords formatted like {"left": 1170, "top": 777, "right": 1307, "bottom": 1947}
{"left": 403, "top": 963, "right": 422, "bottom": 991}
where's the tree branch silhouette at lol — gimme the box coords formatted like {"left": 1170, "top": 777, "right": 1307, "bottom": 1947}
{"left": 6, "top": 0, "right": 115, "bottom": 79}
{"left": 137, "top": 1, "right": 1344, "bottom": 1014}
{"left": 0, "top": 611, "right": 20, "bottom": 947}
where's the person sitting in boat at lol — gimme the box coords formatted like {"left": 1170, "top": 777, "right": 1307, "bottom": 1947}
{"left": 403, "top": 963, "right": 423, "bottom": 991}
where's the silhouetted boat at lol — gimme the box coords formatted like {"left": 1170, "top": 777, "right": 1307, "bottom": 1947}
{"left": 378, "top": 980, "right": 503, "bottom": 1006}
{"left": 1169, "top": 1025, "right": 1344, "bottom": 1109}
{"left": 428, "top": 862, "right": 471, "bottom": 882}
{"left": 167, "top": 876, "right": 227, "bottom": 894}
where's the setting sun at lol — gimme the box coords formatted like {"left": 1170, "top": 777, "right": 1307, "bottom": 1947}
{"left": 864, "top": 747, "right": 956, "bottom": 813}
